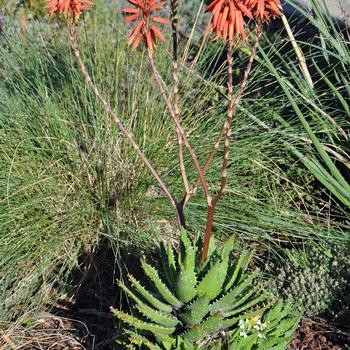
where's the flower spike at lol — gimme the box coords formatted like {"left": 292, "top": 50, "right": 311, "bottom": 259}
{"left": 245, "top": 0, "right": 282, "bottom": 23}
{"left": 205, "top": 0, "right": 253, "bottom": 41}
{"left": 205, "top": 0, "right": 282, "bottom": 42}
{"left": 122, "top": 0, "right": 170, "bottom": 51}
{"left": 46, "top": 0, "right": 94, "bottom": 21}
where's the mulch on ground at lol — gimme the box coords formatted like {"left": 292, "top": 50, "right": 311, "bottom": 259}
{"left": 289, "top": 317, "right": 349, "bottom": 350}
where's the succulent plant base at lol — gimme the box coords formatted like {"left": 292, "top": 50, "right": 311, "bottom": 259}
{"left": 111, "top": 232, "right": 300, "bottom": 349}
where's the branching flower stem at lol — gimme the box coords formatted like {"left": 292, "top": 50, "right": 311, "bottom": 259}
{"left": 186, "top": 22, "right": 263, "bottom": 207}
{"left": 171, "top": 0, "right": 191, "bottom": 225}
{"left": 199, "top": 41, "right": 233, "bottom": 264}
{"left": 147, "top": 50, "right": 212, "bottom": 211}
{"left": 200, "top": 23, "right": 263, "bottom": 264}
{"left": 214, "top": 41, "right": 234, "bottom": 205}
{"left": 68, "top": 23, "right": 182, "bottom": 224}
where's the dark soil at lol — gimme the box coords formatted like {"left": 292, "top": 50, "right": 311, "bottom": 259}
{"left": 289, "top": 317, "right": 349, "bottom": 350}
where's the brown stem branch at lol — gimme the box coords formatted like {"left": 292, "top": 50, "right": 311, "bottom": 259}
{"left": 200, "top": 42, "right": 233, "bottom": 264}
{"left": 185, "top": 23, "right": 263, "bottom": 206}
{"left": 212, "top": 41, "right": 234, "bottom": 207}
{"left": 147, "top": 50, "right": 212, "bottom": 208}
{"left": 200, "top": 205, "right": 215, "bottom": 264}
{"left": 200, "top": 23, "right": 263, "bottom": 264}
{"left": 68, "top": 23, "right": 178, "bottom": 218}
{"left": 171, "top": 0, "right": 191, "bottom": 210}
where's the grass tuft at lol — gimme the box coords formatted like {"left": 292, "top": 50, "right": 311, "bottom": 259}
{"left": 0, "top": 0, "right": 349, "bottom": 322}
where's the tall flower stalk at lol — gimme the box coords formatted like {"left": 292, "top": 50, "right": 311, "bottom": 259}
{"left": 171, "top": 0, "right": 191, "bottom": 227}
{"left": 61, "top": 6, "right": 181, "bottom": 224}
{"left": 199, "top": 20, "right": 263, "bottom": 263}
{"left": 146, "top": 49, "right": 213, "bottom": 216}
{"left": 46, "top": 0, "right": 282, "bottom": 263}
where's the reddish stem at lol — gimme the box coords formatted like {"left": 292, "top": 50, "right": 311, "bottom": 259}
{"left": 200, "top": 205, "right": 215, "bottom": 264}
{"left": 184, "top": 23, "right": 263, "bottom": 206}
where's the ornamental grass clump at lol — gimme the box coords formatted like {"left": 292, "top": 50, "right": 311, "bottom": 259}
{"left": 46, "top": 0, "right": 282, "bottom": 262}
{"left": 44, "top": 0, "right": 299, "bottom": 347}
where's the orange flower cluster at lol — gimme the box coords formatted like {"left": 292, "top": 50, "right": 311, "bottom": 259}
{"left": 245, "top": 0, "right": 282, "bottom": 22}
{"left": 46, "top": 0, "right": 93, "bottom": 21}
{"left": 122, "top": 0, "right": 170, "bottom": 50}
{"left": 206, "top": 0, "right": 282, "bottom": 41}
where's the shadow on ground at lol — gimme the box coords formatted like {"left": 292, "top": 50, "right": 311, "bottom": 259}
{"left": 50, "top": 241, "right": 143, "bottom": 350}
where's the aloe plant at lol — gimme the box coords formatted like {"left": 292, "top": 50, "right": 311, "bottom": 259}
{"left": 111, "top": 232, "right": 300, "bottom": 349}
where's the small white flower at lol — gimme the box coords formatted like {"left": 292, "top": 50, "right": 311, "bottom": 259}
{"left": 253, "top": 325, "right": 261, "bottom": 330}
{"left": 239, "top": 319, "right": 248, "bottom": 329}
{"left": 240, "top": 331, "right": 248, "bottom": 338}
{"left": 238, "top": 319, "right": 245, "bottom": 328}
{"left": 258, "top": 333, "right": 266, "bottom": 339}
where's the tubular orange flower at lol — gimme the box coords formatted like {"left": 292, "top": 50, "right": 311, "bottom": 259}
{"left": 122, "top": 0, "right": 170, "bottom": 51}
{"left": 205, "top": 0, "right": 253, "bottom": 41}
{"left": 46, "top": 0, "right": 94, "bottom": 21}
{"left": 245, "top": 0, "right": 282, "bottom": 22}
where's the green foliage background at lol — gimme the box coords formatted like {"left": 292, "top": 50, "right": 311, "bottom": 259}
{"left": 0, "top": 0, "right": 349, "bottom": 323}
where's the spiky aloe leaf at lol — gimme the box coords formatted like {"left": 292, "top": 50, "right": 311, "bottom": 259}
{"left": 224, "top": 294, "right": 268, "bottom": 317}
{"left": 111, "top": 308, "right": 175, "bottom": 335}
{"left": 197, "top": 235, "right": 217, "bottom": 274}
{"left": 114, "top": 231, "right": 297, "bottom": 349}
{"left": 183, "top": 312, "right": 224, "bottom": 343}
{"left": 197, "top": 255, "right": 230, "bottom": 300}
{"left": 118, "top": 279, "right": 144, "bottom": 304}
{"left": 214, "top": 284, "right": 259, "bottom": 313}
{"left": 263, "top": 302, "right": 284, "bottom": 325}
{"left": 175, "top": 232, "right": 197, "bottom": 303}
{"left": 222, "top": 306, "right": 270, "bottom": 329}
{"left": 160, "top": 242, "right": 177, "bottom": 287}
{"left": 129, "top": 332, "right": 195, "bottom": 350}
{"left": 221, "top": 236, "right": 235, "bottom": 258}
{"left": 224, "top": 251, "right": 251, "bottom": 292}
{"left": 179, "top": 231, "right": 196, "bottom": 272}
{"left": 179, "top": 295, "right": 210, "bottom": 326}
{"left": 164, "top": 337, "right": 198, "bottom": 350}
{"left": 211, "top": 269, "right": 260, "bottom": 311}
{"left": 167, "top": 337, "right": 196, "bottom": 350}
{"left": 128, "top": 333, "right": 163, "bottom": 350}
{"left": 229, "top": 304, "right": 300, "bottom": 350}
{"left": 263, "top": 316, "right": 299, "bottom": 341}
{"left": 175, "top": 268, "right": 197, "bottom": 303}
{"left": 261, "top": 304, "right": 300, "bottom": 348}
{"left": 128, "top": 274, "right": 173, "bottom": 313}
{"left": 136, "top": 303, "right": 180, "bottom": 327}
{"left": 141, "top": 259, "right": 182, "bottom": 308}
{"left": 229, "top": 330, "right": 259, "bottom": 350}
{"left": 154, "top": 333, "right": 177, "bottom": 349}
